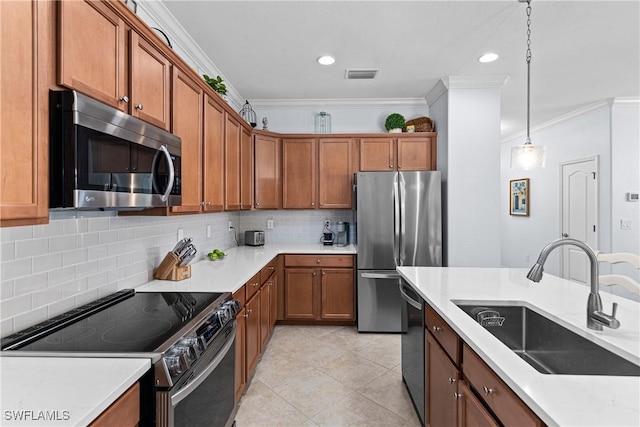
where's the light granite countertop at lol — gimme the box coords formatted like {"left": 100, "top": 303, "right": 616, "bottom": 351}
{"left": 397, "top": 266, "right": 640, "bottom": 427}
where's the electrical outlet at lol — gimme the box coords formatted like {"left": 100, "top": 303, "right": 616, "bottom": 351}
{"left": 324, "top": 219, "right": 331, "bottom": 229}
{"left": 228, "top": 220, "right": 233, "bottom": 231}
{"left": 267, "top": 219, "right": 274, "bottom": 229}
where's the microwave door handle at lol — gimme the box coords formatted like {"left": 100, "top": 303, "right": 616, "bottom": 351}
{"left": 153, "top": 145, "right": 175, "bottom": 202}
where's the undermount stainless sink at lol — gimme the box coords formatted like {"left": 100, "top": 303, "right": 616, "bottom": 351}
{"left": 455, "top": 301, "right": 640, "bottom": 376}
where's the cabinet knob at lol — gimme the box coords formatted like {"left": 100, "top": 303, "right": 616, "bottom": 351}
{"left": 316, "top": 259, "right": 321, "bottom": 264}
{"left": 482, "top": 386, "right": 495, "bottom": 395}
{"left": 119, "top": 96, "right": 129, "bottom": 103}
{"left": 448, "top": 377, "right": 456, "bottom": 384}
{"left": 322, "top": 272, "right": 326, "bottom": 276}
{"left": 454, "top": 392, "right": 462, "bottom": 400}
{"left": 319, "top": 202, "right": 323, "bottom": 206}
{"left": 206, "top": 201, "right": 211, "bottom": 206}
{"left": 312, "top": 272, "right": 316, "bottom": 276}
{"left": 135, "top": 104, "right": 144, "bottom": 110}
{"left": 253, "top": 282, "right": 259, "bottom": 287}
{"left": 269, "top": 266, "right": 275, "bottom": 270}
{"left": 256, "top": 202, "right": 260, "bottom": 206}
{"left": 243, "top": 313, "right": 249, "bottom": 318}
{"left": 432, "top": 326, "right": 442, "bottom": 333}
{"left": 311, "top": 202, "right": 315, "bottom": 206}
{"left": 398, "top": 165, "right": 402, "bottom": 169}
{"left": 200, "top": 201, "right": 206, "bottom": 207}
{"left": 389, "top": 165, "right": 393, "bottom": 169}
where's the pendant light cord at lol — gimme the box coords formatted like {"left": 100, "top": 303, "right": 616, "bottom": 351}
{"left": 525, "top": 0, "right": 532, "bottom": 144}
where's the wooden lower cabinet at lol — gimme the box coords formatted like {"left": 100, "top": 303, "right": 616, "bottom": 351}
{"left": 283, "top": 255, "right": 354, "bottom": 323}
{"left": 233, "top": 287, "right": 246, "bottom": 402}
{"left": 89, "top": 382, "right": 139, "bottom": 427}
{"left": 245, "top": 291, "right": 261, "bottom": 379}
{"left": 425, "top": 304, "right": 544, "bottom": 427}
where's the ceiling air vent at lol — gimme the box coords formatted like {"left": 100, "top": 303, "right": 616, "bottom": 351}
{"left": 345, "top": 69, "right": 379, "bottom": 80}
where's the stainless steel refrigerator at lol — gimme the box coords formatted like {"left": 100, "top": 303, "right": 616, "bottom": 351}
{"left": 355, "top": 171, "right": 442, "bottom": 332}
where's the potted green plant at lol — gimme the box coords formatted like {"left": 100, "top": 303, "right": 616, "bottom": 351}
{"left": 385, "top": 113, "right": 405, "bottom": 133}
{"left": 203, "top": 74, "right": 228, "bottom": 96}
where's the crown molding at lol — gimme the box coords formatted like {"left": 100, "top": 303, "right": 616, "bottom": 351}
{"left": 250, "top": 98, "right": 428, "bottom": 109}
{"left": 610, "top": 96, "right": 640, "bottom": 107}
{"left": 501, "top": 99, "right": 615, "bottom": 143}
{"left": 426, "top": 75, "right": 510, "bottom": 107}
{"left": 136, "top": 0, "right": 243, "bottom": 110}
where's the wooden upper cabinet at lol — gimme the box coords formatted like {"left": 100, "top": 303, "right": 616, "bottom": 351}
{"left": 318, "top": 138, "right": 356, "bottom": 209}
{"left": 129, "top": 32, "right": 171, "bottom": 130}
{"left": 397, "top": 136, "right": 436, "bottom": 170}
{"left": 58, "top": 0, "right": 127, "bottom": 109}
{"left": 0, "top": 0, "right": 51, "bottom": 226}
{"left": 282, "top": 138, "right": 317, "bottom": 209}
{"left": 254, "top": 134, "right": 281, "bottom": 209}
{"left": 170, "top": 68, "right": 203, "bottom": 213}
{"left": 224, "top": 115, "right": 241, "bottom": 210}
{"left": 203, "top": 95, "right": 225, "bottom": 212}
{"left": 360, "top": 138, "right": 395, "bottom": 171}
{"left": 360, "top": 134, "right": 437, "bottom": 171}
{"left": 240, "top": 127, "right": 253, "bottom": 210}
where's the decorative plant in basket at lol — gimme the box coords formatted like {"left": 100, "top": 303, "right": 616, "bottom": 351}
{"left": 385, "top": 113, "right": 406, "bottom": 133}
{"left": 203, "top": 74, "right": 227, "bottom": 96}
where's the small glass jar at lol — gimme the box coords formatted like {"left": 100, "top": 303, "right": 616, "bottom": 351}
{"left": 314, "top": 112, "right": 331, "bottom": 133}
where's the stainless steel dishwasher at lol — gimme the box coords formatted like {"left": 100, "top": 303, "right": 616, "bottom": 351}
{"left": 399, "top": 280, "right": 425, "bottom": 425}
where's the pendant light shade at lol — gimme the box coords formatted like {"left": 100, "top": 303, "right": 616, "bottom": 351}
{"left": 510, "top": 140, "right": 546, "bottom": 169}
{"left": 511, "top": 0, "right": 546, "bottom": 170}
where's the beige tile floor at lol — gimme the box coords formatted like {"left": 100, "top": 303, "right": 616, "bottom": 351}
{"left": 235, "top": 325, "right": 421, "bottom": 427}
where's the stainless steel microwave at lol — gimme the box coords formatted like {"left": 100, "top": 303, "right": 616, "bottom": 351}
{"left": 49, "top": 90, "right": 181, "bottom": 210}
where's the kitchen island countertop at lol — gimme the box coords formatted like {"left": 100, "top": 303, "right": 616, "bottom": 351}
{"left": 137, "top": 243, "right": 356, "bottom": 294}
{"left": 0, "top": 357, "right": 150, "bottom": 426}
{"left": 397, "top": 266, "right": 640, "bottom": 427}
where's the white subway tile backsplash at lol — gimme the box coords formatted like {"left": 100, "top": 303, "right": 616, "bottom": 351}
{"left": 0, "top": 209, "right": 341, "bottom": 338}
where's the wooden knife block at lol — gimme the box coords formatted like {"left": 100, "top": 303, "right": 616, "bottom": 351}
{"left": 154, "top": 252, "right": 192, "bottom": 281}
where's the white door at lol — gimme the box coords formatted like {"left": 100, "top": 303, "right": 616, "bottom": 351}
{"left": 561, "top": 158, "right": 598, "bottom": 283}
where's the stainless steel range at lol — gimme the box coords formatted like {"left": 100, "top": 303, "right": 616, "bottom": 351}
{"left": 1, "top": 289, "right": 241, "bottom": 427}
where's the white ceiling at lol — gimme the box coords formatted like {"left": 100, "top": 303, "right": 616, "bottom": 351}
{"left": 161, "top": 1, "right": 639, "bottom": 138}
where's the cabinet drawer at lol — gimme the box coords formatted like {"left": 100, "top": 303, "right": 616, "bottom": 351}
{"left": 260, "top": 257, "right": 278, "bottom": 284}
{"left": 463, "top": 344, "right": 543, "bottom": 427}
{"left": 426, "top": 305, "right": 461, "bottom": 365}
{"left": 284, "top": 254, "right": 353, "bottom": 268}
{"left": 89, "top": 382, "right": 139, "bottom": 427}
{"left": 245, "top": 272, "right": 261, "bottom": 300}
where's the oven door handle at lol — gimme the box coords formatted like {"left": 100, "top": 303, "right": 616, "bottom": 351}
{"left": 171, "top": 322, "right": 236, "bottom": 406}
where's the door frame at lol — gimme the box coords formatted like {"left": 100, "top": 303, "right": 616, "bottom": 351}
{"left": 559, "top": 156, "right": 599, "bottom": 279}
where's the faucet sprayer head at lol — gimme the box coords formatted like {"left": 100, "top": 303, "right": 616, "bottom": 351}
{"left": 527, "top": 263, "right": 544, "bottom": 282}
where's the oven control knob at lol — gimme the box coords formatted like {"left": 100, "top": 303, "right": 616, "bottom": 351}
{"left": 179, "top": 337, "right": 204, "bottom": 358}
{"left": 164, "top": 353, "right": 188, "bottom": 377}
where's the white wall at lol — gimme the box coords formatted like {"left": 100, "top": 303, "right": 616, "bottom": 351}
{"left": 500, "top": 99, "right": 639, "bottom": 301}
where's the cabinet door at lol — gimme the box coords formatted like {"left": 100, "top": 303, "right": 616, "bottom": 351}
{"left": 240, "top": 127, "right": 253, "bottom": 210}
{"left": 268, "top": 272, "right": 278, "bottom": 330}
{"left": 224, "top": 115, "right": 241, "bottom": 210}
{"left": 203, "top": 95, "right": 225, "bottom": 212}
{"left": 254, "top": 135, "right": 281, "bottom": 209}
{"left": 318, "top": 138, "right": 354, "bottom": 209}
{"left": 397, "top": 136, "right": 436, "bottom": 171}
{"left": 0, "top": 0, "right": 50, "bottom": 226}
{"left": 427, "top": 332, "right": 459, "bottom": 427}
{"left": 457, "top": 380, "right": 499, "bottom": 427}
{"left": 245, "top": 292, "right": 261, "bottom": 378}
{"left": 129, "top": 31, "right": 171, "bottom": 130}
{"left": 89, "top": 382, "right": 140, "bottom": 427}
{"left": 235, "top": 305, "right": 246, "bottom": 402}
{"left": 284, "top": 268, "right": 318, "bottom": 319}
{"left": 320, "top": 269, "right": 354, "bottom": 320}
{"left": 58, "top": 0, "right": 127, "bottom": 109}
{"left": 260, "top": 282, "right": 271, "bottom": 350}
{"left": 359, "top": 138, "right": 394, "bottom": 171}
{"left": 170, "top": 68, "right": 203, "bottom": 213}
{"left": 282, "top": 138, "right": 316, "bottom": 209}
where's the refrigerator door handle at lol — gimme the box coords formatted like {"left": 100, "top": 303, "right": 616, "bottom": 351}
{"left": 393, "top": 173, "right": 401, "bottom": 266}
{"left": 398, "top": 173, "right": 406, "bottom": 265}
{"left": 399, "top": 282, "right": 422, "bottom": 310}
{"left": 361, "top": 271, "right": 402, "bottom": 279}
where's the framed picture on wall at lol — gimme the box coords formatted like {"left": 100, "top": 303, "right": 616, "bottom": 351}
{"left": 510, "top": 178, "right": 529, "bottom": 216}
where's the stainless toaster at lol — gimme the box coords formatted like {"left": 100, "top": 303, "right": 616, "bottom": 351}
{"left": 245, "top": 230, "right": 265, "bottom": 246}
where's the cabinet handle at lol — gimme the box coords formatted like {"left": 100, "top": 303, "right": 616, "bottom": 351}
{"left": 316, "top": 259, "right": 321, "bottom": 264}
{"left": 200, "top": 201, "right": 206, "bottom": 207}
{"left": 312, "top": 272, "right": 316, "bottom": 276}
{"left": 206, "top": 201, "right": 211, "bottom": 206}
{"left": 389, "top": 164, "right": 393, "bottom": 169}
{"left": 398, "top": 165, "right": 402, "bottom": 169}
{"left": 135, "top": 104, "right": 144, "bottom": 110}
{"left": 454, "top": 392, "right": 462, "bottom": 400}
{"left": 322, "top": 272, "right": 326, "bottom": 276}
{"left": 253, "top": 282, "right": 259, "bottom": 287}
{"left": 243, "top": 313, "right": 249, "bottom": 318}
{"left": 319, "top": 202, "right": 323, "bottom": 206}
{"left": 448, "top": 377, "right": 456, "bottom": 384}
{"left": 482, "top": 386, "right": 495, "bottom": 395}
{"left": 119, "top": 96, "right": 129, "bottom": 103}
{"left": 311, "top": 202, "right": 315, "bottom": 206}
{"left": 432, "top": 326, "right": 442, "bottom": 333}
{"left": 269, "top": 266, "right": 275, "bottom": 270}
{"left": 256, "top": 202, "right": 260, "bottom": 206}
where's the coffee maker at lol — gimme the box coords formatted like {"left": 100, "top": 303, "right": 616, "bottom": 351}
{"left": 336, "top": 221, "right": 350, "bottom": 247}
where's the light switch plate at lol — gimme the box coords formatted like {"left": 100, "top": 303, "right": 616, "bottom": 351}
{"left": 620, "top": 219, "right": 632, "bottom": 230}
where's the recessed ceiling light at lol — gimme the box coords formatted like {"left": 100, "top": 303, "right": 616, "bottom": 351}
{"left": 478, "top": 53, "right": 499, "bottom": 63}
{"left": 317, "top": 55, "right": 335, "bottom": 65}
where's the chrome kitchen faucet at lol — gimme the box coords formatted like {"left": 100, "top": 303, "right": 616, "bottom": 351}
{"left": 527, "top": 238, "right": 621, "bottom": 331}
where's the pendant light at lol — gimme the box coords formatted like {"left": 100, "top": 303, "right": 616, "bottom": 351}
{"left": 511, "top": 0, "right": 546, "bottom": 169}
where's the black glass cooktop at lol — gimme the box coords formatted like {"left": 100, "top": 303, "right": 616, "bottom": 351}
{"left": 2, "top": 290, "right": 226, "bottom": 353}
